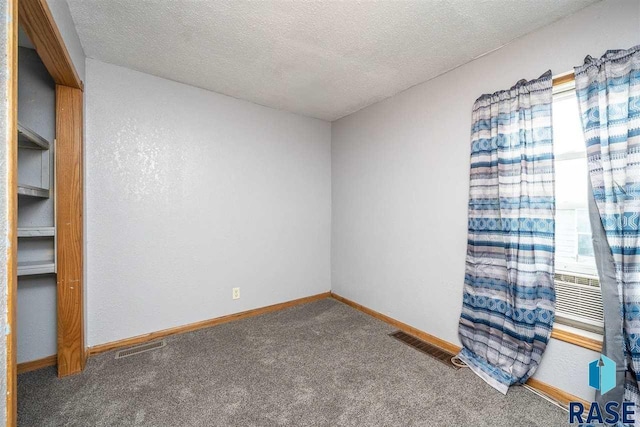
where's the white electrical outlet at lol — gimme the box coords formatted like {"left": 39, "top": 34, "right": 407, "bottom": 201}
{"left": 232, "top": 287, "right": 240, "bottom": 300}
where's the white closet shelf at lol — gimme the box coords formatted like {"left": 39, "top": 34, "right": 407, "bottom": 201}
{"left": 18, "top": 184, "right": 50, "bottom": 198}
{"left": 18, "top": 123, "right": 50, "bottom": 150}
{"left": 18, "top": 227, "right": 55, "bottom": 237}
{"left": 17, "top": 260, "right": 55, "bottom": 276}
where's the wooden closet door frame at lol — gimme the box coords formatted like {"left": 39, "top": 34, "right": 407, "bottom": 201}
{"left": 8, "top": 0, "right": 85, "bottom": 424}
{"left": 6, "top": 0, "right": 18, "bottom": 425}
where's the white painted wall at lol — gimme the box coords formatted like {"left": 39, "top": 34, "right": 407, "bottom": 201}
{"left": 85, "top": 59, "right": 331, "bottom": 347}
{"left": 331, "top": 0, "right": 640, "bottom": 401}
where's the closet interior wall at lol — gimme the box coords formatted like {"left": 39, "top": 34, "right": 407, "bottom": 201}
{"left": 16, "top": 45, "right": 57, "bottom": 364}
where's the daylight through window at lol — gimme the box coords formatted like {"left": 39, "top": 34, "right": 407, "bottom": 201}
{"left": 552, "top": 81, "right": 603, "bottom": 334}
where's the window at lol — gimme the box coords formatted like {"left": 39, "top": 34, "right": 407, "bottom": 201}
{"left": 552, "top": 80, "right": 604, "bottom": 334}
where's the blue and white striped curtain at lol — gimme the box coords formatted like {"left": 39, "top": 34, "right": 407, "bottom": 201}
{"left": 458, "top": 71, "right": 556, "bottom": 394}
{"left": 575, "top": 45, "right": 640, "bottom": 407}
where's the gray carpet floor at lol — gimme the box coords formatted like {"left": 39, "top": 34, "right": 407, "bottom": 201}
{"left": 18, "top": 298, "right": 567, "bottom": 426}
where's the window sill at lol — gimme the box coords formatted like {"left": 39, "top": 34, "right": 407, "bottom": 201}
{"left": 551, "top": 325, "right": 602, "bottom": 352}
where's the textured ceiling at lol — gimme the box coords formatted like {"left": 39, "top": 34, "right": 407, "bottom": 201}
{"left": 66, "top": 0, "right": 598, "bottom": 121}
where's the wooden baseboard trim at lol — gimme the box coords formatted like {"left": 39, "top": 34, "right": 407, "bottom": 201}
{"left": 88, "top": 292, "right": 332, "bottom": 356}
{"left": 17, "top": 355, "right": 57, "bottom": 374}
{"left": 525, "top": 377, "right": 590, "bottom": 409}
{"left": 83, "top": 290, "right": 589, "bottom": 409}
{"left": 330, "top": 292, "right": 460, "bottom": 354}
{"left": 329, "top": 292, "right": 587, "bottom": 409}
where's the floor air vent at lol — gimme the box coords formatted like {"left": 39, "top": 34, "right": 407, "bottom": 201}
{"left": 389, "top": 331, "right": 460, "bottom": 369}
{"left": 115, "top": 340, "right": 166, "bottom": 359}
